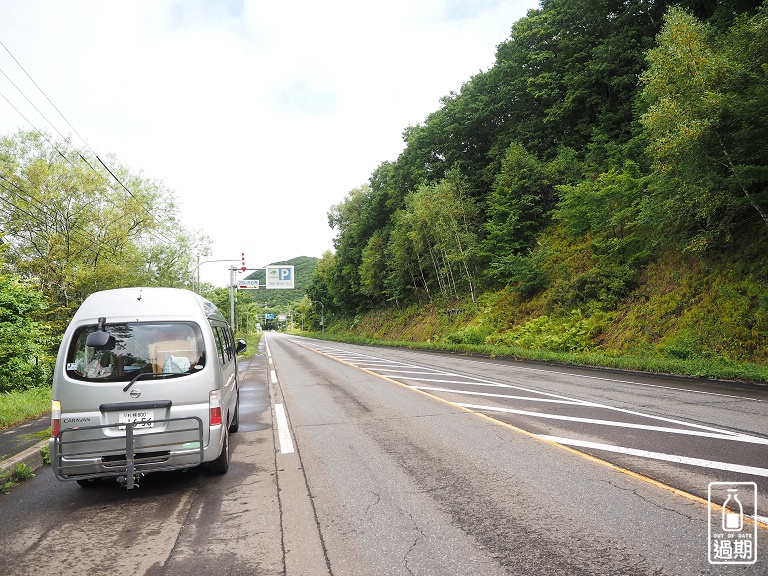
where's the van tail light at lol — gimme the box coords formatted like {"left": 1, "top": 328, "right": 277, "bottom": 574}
{"left": 209, "top": 390, "right": 222, "bottom": 426}
{"left": 51, "top": 401, "right": 61, "bottom": 437}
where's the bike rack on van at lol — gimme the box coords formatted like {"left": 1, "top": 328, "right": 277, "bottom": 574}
{"left": 53, "top": 416, "right": 204, "bottom": 489}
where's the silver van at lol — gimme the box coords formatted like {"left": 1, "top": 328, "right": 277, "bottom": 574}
{"left": 49, "top": 287, "right": 245, "bottom": 489}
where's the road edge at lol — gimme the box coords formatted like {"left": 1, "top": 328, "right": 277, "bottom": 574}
{"left": 0, "top": 438, "right": 47, "bottom": 478}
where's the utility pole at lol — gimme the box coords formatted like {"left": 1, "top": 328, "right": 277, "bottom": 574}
{"left": 228, "top": 254, "right": 248, "bottom": 331}
{"left": 229, "top": 265, "right": 237, "bottom": 331}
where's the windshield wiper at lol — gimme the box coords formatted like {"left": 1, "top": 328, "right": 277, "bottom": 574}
{"left": 123, "top": 371, "right": 184, "bottom": 392}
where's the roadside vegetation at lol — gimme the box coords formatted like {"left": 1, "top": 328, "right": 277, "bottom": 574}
{"left": 0, "top": 463, "right": 35, "bottom": 494}
{"left": 236, "top": 331, "right": 263, "bottom": 359}
{"left": 0, "top": 387, "right": 51, "bottom": 429}
{"left": 304, "top": 1, "right": 768, "bottom": 385}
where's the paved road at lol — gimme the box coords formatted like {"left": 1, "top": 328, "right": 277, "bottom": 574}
{"left": 285, "top": 336, "right": 768, "bottom": 518}
{"left": 0, "top": 413, "right": 50, "bottom": 462}
{"left": 0, "top": 334, "right": 765, "bottom": 574}
{"left": 268, "top": 334, "right": 766, "bottom": 574}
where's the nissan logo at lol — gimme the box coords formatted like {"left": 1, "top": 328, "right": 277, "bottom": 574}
{"left": 130, "top": 388, "right": 141, "bottom": 399}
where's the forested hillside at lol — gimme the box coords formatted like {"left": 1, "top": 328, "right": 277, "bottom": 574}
{"left": 307, "top": 0, "right": 768, "bottom": 378}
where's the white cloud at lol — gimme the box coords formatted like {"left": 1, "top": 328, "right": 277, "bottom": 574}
{"left": 0, "top": 0, "right": 538, "bottom": 285}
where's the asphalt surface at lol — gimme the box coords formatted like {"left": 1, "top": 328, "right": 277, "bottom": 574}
{"left": 1, "top": 335, "right": 766, "bottom": 574}
{"left": 0, "top": 413, "right": 50, "bottom": 477}
{"left": 2, "top": 341, "right": 767, "bottom": 487}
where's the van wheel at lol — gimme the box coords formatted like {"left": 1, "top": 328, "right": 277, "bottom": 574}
{"left": 229, "top": 392, "right": 240, "bottom": 433}
{"left": 208, "top": 426, "right": 229, "bottom": 474}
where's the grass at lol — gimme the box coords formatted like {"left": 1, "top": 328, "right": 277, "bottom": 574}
{"left": 0, "top": 387, "right": 51, "bottom": 429}
{"left": 236, "top": 331, "right": 263, "bottom": 361}
{"left": 302, "top": 330, "right": 768, "bottom": 384}
{"left": 305, "top": 233, "right": 768, "bottom": 386}
{"left": 0, "top": 463, "right": 35, "bottom": 494}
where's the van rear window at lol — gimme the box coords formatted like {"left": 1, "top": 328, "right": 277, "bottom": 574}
{"left": 65, "top": 322, "right": 206, "bottom": 382}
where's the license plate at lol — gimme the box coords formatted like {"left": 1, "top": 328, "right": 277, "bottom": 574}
{"left": 119, "top": 410, "right": 155, "bottom": 429}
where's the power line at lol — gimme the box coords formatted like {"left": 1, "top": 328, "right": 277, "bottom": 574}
{"left": 0, "top": 181, "right": 43, "bottom": 224}
{"left": 0, "top": 89, "right": 69, "bottom": 162}
{"left": 0, "top": 39, "right": 93, "bottom": 156}
{"left": 0, "top": 177, "right": 121, "bottom": 266}
{"left": 0, "top": 85, "right": 176, "bottom": 246}
{"left": 0, "top": 40, "right": 178, "bottom": 246}
{"left": 0, "top": 169, "right": 173, "bottom": 269}
{"left": 0, "top": 171, "right": 52, "bottom": 216}
{"left": 0, "top": 63, "right": 73, "bottom": 147}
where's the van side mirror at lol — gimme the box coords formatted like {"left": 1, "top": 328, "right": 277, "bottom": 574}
{"left": 235, "top": 339, "right": 247, "bottom": 354}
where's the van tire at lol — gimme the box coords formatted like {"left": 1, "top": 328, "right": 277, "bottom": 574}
{"left": 229, "top": 391, "right": 240, "bottom": 433}
{"left": 208, "top": 426, "right": 229, "bottom": 474}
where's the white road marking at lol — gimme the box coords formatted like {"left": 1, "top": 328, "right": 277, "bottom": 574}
{"left": 295, "top": 344, "right": 761, "bottom": 438}
{"left": 396, "top": 375, "right": 750, "bottom": 438}
{"left": 287, "top": 339, "right": 768, "bottom": 476}
{"left": 539, "top": 435, "right": 768, "bottom": 477}
{"left": 455, "top": 403, "right": 768, "bottom": 444}
{"left": 275, "top": 403, "right": 294, "bottom": 454}
{"left": 314, "top": 340, "right": 761, "bottom": 402}
{"left": 454, "top": 356, "right": 764, "bottom": 402}
{"left": 411, "top": 386, "right": 597, "bottom": 406}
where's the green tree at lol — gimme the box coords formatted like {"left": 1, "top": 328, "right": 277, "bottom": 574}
{"left": 554, "top": 161, "right": 652, "bottom": 307}
{"left": 384, "top": 170, "right": 480, "bottom": 303}
{"left": 483, "top": 143, "right": 557, "bottom": 283}
{"left": 305, "top": 251, "right": 335, "bottom": 325}
{"left": 359, "top": 231, "right": 387, "bottom": 300}
{"left": 0, "top": 269, "right": 51, "bottom": 392}
{"left": 383, "top": 209, "right": 424, "bottom": 304}
{"left": 639, "top": 6, "right": 768, "bottom": 250}
{"left": 0, "top": 130, "right": 209, "bottom": 331}
{"left": 326, "top": 183, "right": 391, "bottom": 311}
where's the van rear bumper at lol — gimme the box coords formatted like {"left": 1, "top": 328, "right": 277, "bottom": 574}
{"left": 51, "top": 417, "right": 204, "bottom": 484}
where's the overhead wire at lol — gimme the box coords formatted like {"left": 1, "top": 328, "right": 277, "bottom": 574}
{"left": 0, "top": 85, "right": 177, "bottom": 247}
{"left": 0, "top": 64, "right": 74, "bottom": 149}
{"left": 0, "top": 89, "right": 70, "bottom": 162}
{"left": 0, "top": 40, "right": 178, "bottom": 246}
{"left": 0, "top": 165, "right": 160, "bottom": 265}
{"left": 0, "top": 39, "right": 92, "bottom": 154}
{"left": 0, "top": 170, "right": 53, "bottom": 216}
{"left": 0, "top": 166, "right": 173, "bottom": 269}
{"left": 0, "top": 175, "right": 125, "bottom": 267}
{"left": 0, "top": 180, "right": 43, "bottom": 224}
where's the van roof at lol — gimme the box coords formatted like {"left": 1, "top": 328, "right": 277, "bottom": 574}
{"left": 72, "top": 287, "right": 227, "bottom": 324}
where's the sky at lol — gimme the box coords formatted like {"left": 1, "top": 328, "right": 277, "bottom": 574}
{"left": 0, "top": 0, "right": 539, "bottom": 286}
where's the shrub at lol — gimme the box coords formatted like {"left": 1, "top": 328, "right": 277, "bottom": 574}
{"left": 496, "top": 309, "right": 611, "bottom": 353}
